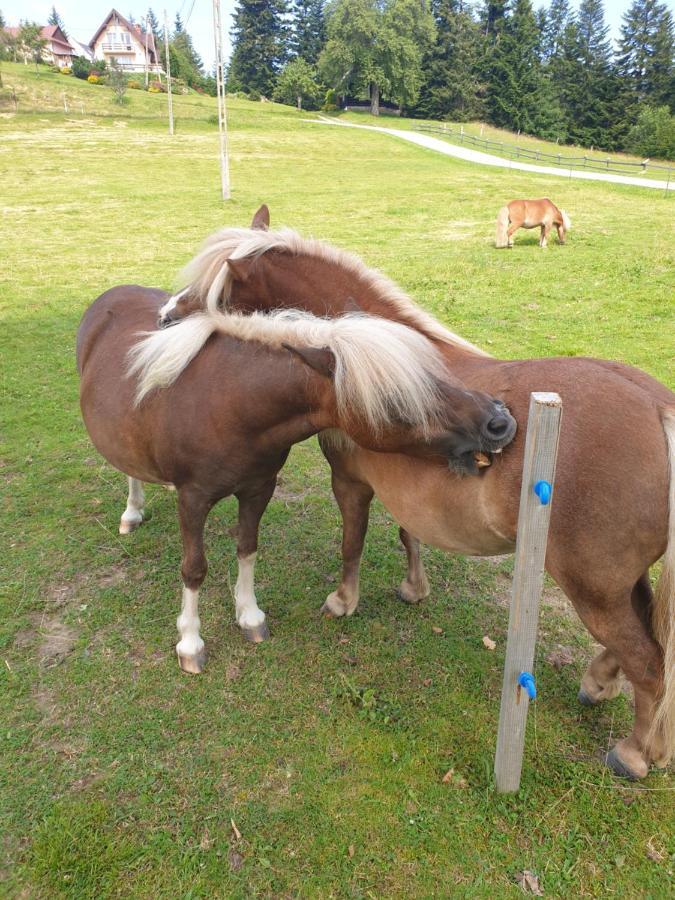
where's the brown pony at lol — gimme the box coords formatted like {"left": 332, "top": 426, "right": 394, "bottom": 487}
{"left": 495, "top": 198, "right": 571, "bottom": 248}
{"left": 77, "top": 286, "right": 515, "bottom": 672}
{"left": 158, "top": 207, "right": 675, "bottom": 781}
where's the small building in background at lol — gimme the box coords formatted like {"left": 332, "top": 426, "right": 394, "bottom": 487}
{"left": 4, "top": 25, "right": 75, "bottom": 68}
{"left": 89, "top": 9, "right": 161, "bottom": 74}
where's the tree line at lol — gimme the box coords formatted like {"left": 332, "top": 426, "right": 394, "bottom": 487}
{"left": 227, "top": 0, "right": 675, "bottom": 158}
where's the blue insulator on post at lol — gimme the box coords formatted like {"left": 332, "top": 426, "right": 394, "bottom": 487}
{"left": 533, "top": 480, "right": 552, "bottom": 505}
{"left": 518, "top": 671, "right": 537, "bottom": 700}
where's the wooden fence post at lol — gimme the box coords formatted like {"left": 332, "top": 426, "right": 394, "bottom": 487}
{"left": 494, "top": 392, "right": 563, "bottom": 793}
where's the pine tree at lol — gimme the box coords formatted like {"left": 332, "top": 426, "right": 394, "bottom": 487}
{"left": 48, "top": 5, "right": 67, "bottom": 37}
{"left": 617, "top": 1, "right": 674, "bottom": 109}
{"left": 484, "top": 0, "right": 565, "bottom": 138}
{"left": 290, "top": 0, "right": 326, "bottom": 64}
{"left": 480, "top": 0, "right": 509, "bottom": 38}
{"left": 559, "top": 0, "right": 619, "bottom": 148}
{"left": 0, "top": 10, "right": 6, "bottom": 29}
{"left": 228, "top": 0, "right": 288, "bottom": 97}
{"left": 174, "top": 13, "right": 184, "bottom": 34}
{"left": 415, "top": 0, "right": 485, "bottom": 121}
{"left": 540, "top": 0, "right": 571, "bottom": 61}
{"left": 146, "top": 8, "right": 161, "bottom": 41}
{"left": 173, "top": 28, "right": 205, "bottom": 86}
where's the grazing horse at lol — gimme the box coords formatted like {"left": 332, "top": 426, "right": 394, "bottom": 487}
{"left": 495, "top": 198, "right": 571, "bottom": 248}
{"left": 77, "top": 286, "right": 515, "bottom": 672}
{"left": 157, "top": 207, "right": 675, "bottom": 781}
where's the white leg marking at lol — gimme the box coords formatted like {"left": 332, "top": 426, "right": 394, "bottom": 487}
{"left": 119, "top": 477, "right": 145, "bottom": 534}
{"left": 234, "top": 552, "right": 266, "bottom": 629}
{"left": 176, "top": 585, "right": 204, "bottom": 659}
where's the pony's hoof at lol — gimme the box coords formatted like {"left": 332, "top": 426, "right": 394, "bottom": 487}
{"left": 119, "top": 517, "right": 142, "bottom": 535}
{"left": 321, "top": 591, "right": 351, "bottom": 618}
{"left": 578, "top": 689, "right": 598, "bottom": 707}
{"left": 396, "top": 584, "right": 425, "bottom": 605}
{"left": 605, "top": 746, "right": 648, "bottom": 781}
{"left": 177, "top": 647, "right": 207, "bottom": 674}
{"left": 242, "top": 621, "right": 270, "bottom": 643}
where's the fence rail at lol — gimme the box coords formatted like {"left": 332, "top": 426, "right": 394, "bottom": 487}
{"left": 416, "top": 123, "right": 674, "bottom": 180}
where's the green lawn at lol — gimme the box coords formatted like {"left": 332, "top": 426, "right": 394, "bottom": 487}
{"left": 1, "top": 63, "right": 673, "bottom": 897}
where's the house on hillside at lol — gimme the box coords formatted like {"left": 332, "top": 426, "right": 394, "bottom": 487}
{"left": 68, "top": 36, "right": 94, "bottom": 62}
{"left": 3, "top": 25, "right": 75, "bottom": 68}
{"left": 89, "top": 10, "right": 162, "bottom": 74}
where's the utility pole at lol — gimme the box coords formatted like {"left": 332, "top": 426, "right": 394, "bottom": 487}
{"left": 163, "top": 9, "right": 174, "bottom": 135}
{"left": 143, "top": 15, "right": 149, "bottom": 89}
{"left": 212, "top": 0, "right": 230, "bottom": 199}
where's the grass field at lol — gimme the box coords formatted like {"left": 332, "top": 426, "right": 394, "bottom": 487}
{"left": 1, "top": 63, "right": 674, "bottom": 897}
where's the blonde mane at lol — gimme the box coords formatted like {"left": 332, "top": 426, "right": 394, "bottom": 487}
{"left": 128, "top": 309, "right": 453, "bottom": 435}
{"left": 176, "top": 226, "right": 490, "bottom": 358}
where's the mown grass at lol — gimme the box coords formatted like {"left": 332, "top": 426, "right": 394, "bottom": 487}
{"left": 1, "top": 62, "right": 673, "bottom": 897}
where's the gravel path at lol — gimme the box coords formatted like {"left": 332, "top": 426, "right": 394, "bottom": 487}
{"left": 311, "top": 117, "right": 674, "bottom": 192}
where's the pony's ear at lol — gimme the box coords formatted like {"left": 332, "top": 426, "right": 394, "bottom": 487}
{"left": 282, "top": 343, "right": 335, "bottom": 378}
{"left": 227, "top": 258, "right": 254, "bottom": 282}
{"left": 251, "top": 204, "right": 270, "bottom": 231}
{"left": 344, "top": 296, "right": 362, "bottom": 313}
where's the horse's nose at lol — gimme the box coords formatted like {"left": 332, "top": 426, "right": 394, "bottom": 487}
{"left": 486, "top": 415, "right": 511, "bottom": 439}
{"left": 482, "top": 409, "right": 517, "bottom": 448}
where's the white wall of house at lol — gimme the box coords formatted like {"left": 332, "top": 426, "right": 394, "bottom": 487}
{"left": 91, "top": 18, "right": 160, "bottom": 73}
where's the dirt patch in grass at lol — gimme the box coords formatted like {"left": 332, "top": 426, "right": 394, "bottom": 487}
{"left": 37, "top": 618, "right": 77, "bottom": 668}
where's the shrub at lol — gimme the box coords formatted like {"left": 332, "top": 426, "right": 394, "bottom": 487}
{"left": 128, "top": 80, "right": 141, "bottom": 90}
{"left": 148, "top": 80, "right": 166, "bottom": 93}
{"left": 59, "top": 67, "right": 71, "bottom": 75}
{"left": 625, "top": 106, "right": 675, "bottom": 161}
{"left": 87, "top": 75, "right": 102, "bottom": 85}
{"left": 71, "top": 56, "right": 90, "bottom": 80}
{"left": 322, "top": 88, "right": 338, "bottom": 111}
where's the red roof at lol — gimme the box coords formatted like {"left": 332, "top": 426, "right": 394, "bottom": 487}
{"left": 4, "top": 24, "right": 74, "bottom": 55}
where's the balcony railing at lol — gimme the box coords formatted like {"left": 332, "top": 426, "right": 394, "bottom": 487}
{"left": 101, "top": 42, "right": 134, "bottom": 53}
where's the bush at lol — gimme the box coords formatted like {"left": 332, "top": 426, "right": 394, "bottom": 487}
{"left": 128, "top": 80, "right": 141, "bottom": 90}
{"left": 322, "top": 88, "right": 338, "bottom": 111}
{"left": 625, "top": 106, "right": 675, "bottom": 161}
{"left": 87, "top": 75, "right": 102, "bottom": 85}
{"left": 59, "top": 67, "right": 71, "bottom": 75}
{"left": 148, "top": 80, "right": 166, "bottom": 93}
{"left": 71, "top": 56, "right": 90, "bottom": 80}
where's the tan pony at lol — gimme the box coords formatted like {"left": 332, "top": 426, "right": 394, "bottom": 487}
{"left": 495, "top": 198, "right": 571, "bottom": 248}
{"left": 158, "top": 206, "right": 675, "bottom": 783}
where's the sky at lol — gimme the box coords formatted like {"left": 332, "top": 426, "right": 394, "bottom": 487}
{"left": 3, "top": 0, "right": 675, "bottom": 73}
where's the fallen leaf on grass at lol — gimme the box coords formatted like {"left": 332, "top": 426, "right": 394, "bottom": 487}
{"left": 515, "top": 870, "right": 543, "bottom": 895}
{"left": 348, "top": 844, "right": 355, "bottom": 858}
{"left": 228, "top": 848, "right": 244, "bottom": 871}
{"left": 199, "top": 828, "right": 212, "bottom": 850}
{"left": 230, "top": 818, "right": 241, "bottom": 841}
{"left": 482, "top": 635, "right": 496, "bottom": 651}
{"left": 546, "top": 647, "right": 574, "bottom": 670}
{"left": 423, "top": 678, "right": 432, "bottom": 687}
{"left": 432, "top": 626, "right": 443, "bottom": 635}
{"left": 442, "top": 768, "right": 467, "bottom": 788}
{"left": 645, "top": 836, "right": 666, "bottom": 862}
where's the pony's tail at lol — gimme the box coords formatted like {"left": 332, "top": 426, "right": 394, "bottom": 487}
{"left": 495, "top": 206, "right": 510, "bottom": 248}
{"left": 561, "top": 209, "right": 572, "bottom": 232}
{"left": 648, "top": 409, "right": 675, "bottom": 765}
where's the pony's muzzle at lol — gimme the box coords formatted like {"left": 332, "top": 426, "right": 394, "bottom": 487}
{"left": 481, "top": 404, "right": 517, "bottom": 451}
